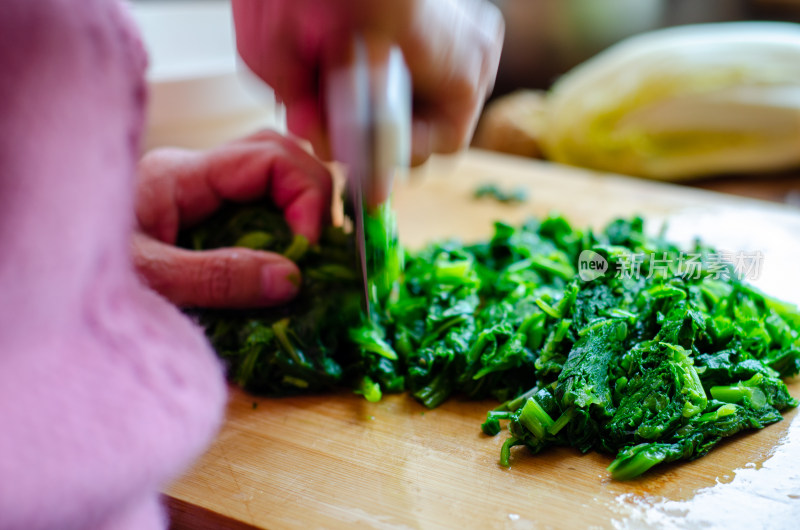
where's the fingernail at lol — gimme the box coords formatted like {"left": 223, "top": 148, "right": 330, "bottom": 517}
{"left": 260, "top": 262, "right": 301, "bottom": 305}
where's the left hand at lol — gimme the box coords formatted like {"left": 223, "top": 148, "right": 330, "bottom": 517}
{"left": 132, "top": 131, "right": 333, "bottom": 308}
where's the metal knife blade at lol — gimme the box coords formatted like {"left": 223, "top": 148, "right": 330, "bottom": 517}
{"left": 326, "top": 38, "right": 411, "bottom": 318}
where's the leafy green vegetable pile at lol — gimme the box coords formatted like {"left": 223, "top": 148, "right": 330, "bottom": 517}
{"left": 181, "top": 201, "right": 800, "bottom": 479}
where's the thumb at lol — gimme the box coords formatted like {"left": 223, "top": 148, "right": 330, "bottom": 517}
{"left": 132, "top": 233, "right": 301, "bottom": 308}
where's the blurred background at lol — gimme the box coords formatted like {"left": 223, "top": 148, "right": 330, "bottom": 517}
{"left": 491, "top": 0, "right": 800, "bottom": 95}
{"left": 130, "top": 0, "right": 800, "bottom": 201}
{"left": 130, "top": 0, "right": 284, "bottom": 151}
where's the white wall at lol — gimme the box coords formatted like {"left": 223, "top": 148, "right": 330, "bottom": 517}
{"left": 129, "top": 1, "right": 285, "bottom": 150}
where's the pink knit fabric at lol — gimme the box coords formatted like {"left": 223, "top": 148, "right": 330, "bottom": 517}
{"left": 0, "top": 1, "right": 227, "bottom": 529}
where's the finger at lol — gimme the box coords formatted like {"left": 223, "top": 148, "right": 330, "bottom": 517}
{"left": 285, "top": 96, "right": 331, "bottom": 161}
{"left": 271, "top": 164, "right": 332, "bottom": 243}
{"left": 410, "top": 89, "right": 477, "bottom": 166}
{"left": 410, "top": 117, "right": 433, "bottom": 167}
{"left": 233, "top": 0, "right": 332, "bottom": 161}
{"left": 410, "top": 113, "right": 462, "bottom": 166}
{"left": 404, "top": 0, "right": 505, "bottom": 162}
{"left": 135, "top": 148, "right": 199, "bottom": 244}
{"left": 132, "top": 233, "right": 301, "bottom": 308}
{"left": 421, "top": 84, "right": 482, "bottom": 155}
{"left": 203, "top": 137, "right": 333, "bottom": 242}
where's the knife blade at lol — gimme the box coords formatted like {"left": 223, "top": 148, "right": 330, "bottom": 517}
{"left": 326, "top": 38, "right": 411, "bottom": 318}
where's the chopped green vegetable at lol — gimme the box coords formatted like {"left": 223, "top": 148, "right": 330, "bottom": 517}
{"left": 179, "top": 201, "right": 361, "bottom": 396}
{"left": 474, "top": 183, "right": 528, "bottom": 203}
{"left": 181, "top": 201, "right": 799, "bottom": 480}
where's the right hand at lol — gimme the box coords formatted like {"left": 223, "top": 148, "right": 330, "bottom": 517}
{"left": 232, "top": 0, "right": 504, "bottom": 166}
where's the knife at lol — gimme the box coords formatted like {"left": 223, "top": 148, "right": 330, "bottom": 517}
{"left": 326, "top": 38, "right": 411, "bottom": 317}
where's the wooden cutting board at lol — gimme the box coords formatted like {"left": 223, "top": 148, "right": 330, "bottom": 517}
{"left": 166, "top": 150, "right": 800, "bottom": 529}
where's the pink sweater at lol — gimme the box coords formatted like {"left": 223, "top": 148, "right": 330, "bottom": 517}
{"left": 0, "top": 1, "right": 227, "bottom": 528}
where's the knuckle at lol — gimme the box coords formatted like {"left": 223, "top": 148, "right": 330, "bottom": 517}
{"left": 197, "top": 254, "right": 237, "bottom": 306}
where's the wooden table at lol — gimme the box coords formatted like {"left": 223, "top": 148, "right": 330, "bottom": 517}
{"left": 166, "top": 150, "right": 800, "bottom": 529}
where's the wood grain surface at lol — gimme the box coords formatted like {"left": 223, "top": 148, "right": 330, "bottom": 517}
{"left": 166, "top": 150, "right": 800, "bottom": 529}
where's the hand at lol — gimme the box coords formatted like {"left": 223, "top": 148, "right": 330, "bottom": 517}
{"left": 132, "top": 131, "right": 333, "bottom": 308}
{"left": 232, "top": 0, "right": 504, "bottom": 165}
